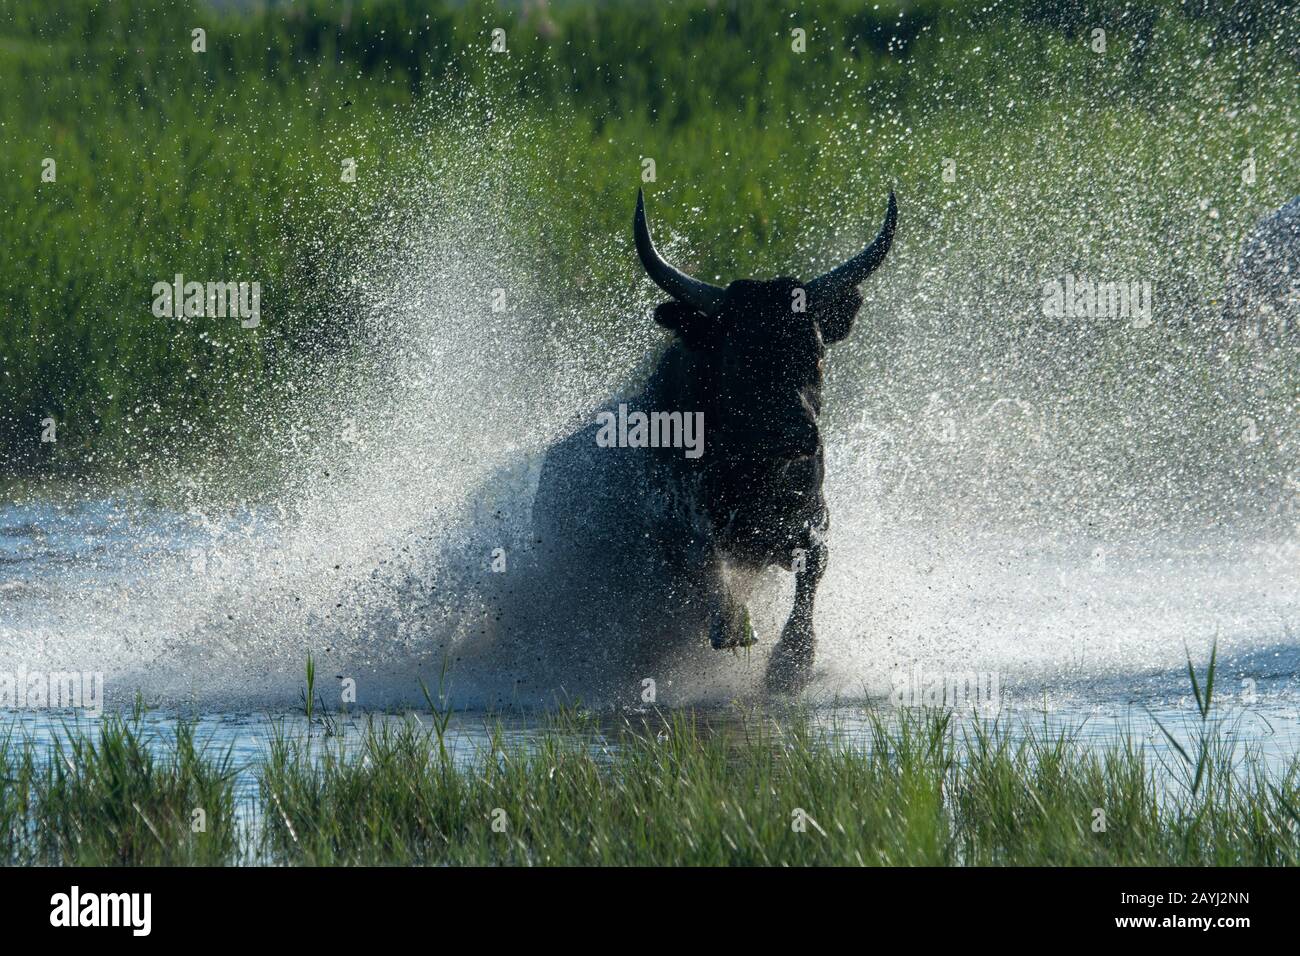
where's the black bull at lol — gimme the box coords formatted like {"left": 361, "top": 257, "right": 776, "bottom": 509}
{"left": 519, "top": 190, "right": 897, "bottom": 698}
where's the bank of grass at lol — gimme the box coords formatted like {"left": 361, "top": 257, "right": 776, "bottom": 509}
{"left": 2, "top": 656, "right": 1298, "bottom": 865}
{"left": 2, "top": 0, "right": 1296, "bottom": 478}
{"left": 255, "top": 705, "right": 1300, "bottom": 866}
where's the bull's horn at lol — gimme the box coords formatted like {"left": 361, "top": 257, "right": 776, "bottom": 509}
{"left": 807, "top": 191, "right": 897, "bottom": 300}
{"left": 634, "top": 189, "right": 726, "bottom": 316}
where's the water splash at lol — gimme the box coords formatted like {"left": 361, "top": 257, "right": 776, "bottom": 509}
{"left": 2, "top": 87, "right": 1296, "bottom": 713}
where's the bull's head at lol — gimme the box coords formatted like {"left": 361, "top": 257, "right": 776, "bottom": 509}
{"left": 635, "top": 189, "right": 896, "bottom": 465}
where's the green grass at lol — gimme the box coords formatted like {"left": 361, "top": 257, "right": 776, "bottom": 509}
{"left": 2, "top": 0, "right": 1296, "bottom": 480}
{"left": 254, "top": 710, "right": 1300, "bottom": 866}
{"left": 2, "top": 648, "right": 1297, "bottom": 866}
{"left": 0, "top": 703, "right": 243, "bottom": 865}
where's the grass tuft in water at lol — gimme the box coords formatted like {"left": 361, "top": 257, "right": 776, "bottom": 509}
{"left": 0, "top": 705, "right": 242, "bottom": 865}
{"left": 252, "top": 703, "right": 1299, "bottom": 866}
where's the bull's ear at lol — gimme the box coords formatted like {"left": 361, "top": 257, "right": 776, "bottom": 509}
{"left": 654, "top": 301, "right": 717, "bottom": 349}
{"left": 817, "top": 288, "right": 864, "bottom": 345}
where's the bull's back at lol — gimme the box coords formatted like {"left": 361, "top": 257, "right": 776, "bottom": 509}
{"left": 1224, "top": 195, "right": 1299, "bottom": 344}
{"left": 533, "top": 418, "right": 642, "bottom": 562}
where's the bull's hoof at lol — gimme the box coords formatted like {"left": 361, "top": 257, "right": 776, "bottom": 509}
{"left": 764, "top": 633, "right": 814, "bottom": 694}
{"left": 709, "top": 605, "right": 757, "bottom": 650}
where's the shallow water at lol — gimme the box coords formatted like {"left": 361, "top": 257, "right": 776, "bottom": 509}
{"left": 2, "top": 496, "right": 1297, "bottom": 723}
{"left": 2, "top": 492, "right": 1298, "bottom": 802}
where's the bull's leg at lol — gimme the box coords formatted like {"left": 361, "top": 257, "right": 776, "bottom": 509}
{"left": 706, "top": 564, "right": 757, "bottom": 650}
{"left": 764, "top": 539, "right": 827, "bottom": 692}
